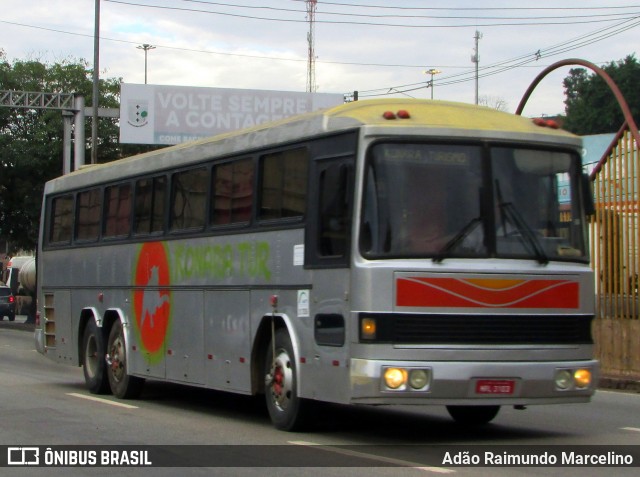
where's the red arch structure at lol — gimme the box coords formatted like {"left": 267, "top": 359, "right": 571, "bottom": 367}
{"left": 515, "top": 58, "right": 640, "bottom": 179}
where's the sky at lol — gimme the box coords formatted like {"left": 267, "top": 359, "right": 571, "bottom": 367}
{"left": 0, "top": 0, "right": 639, "bottom": 117}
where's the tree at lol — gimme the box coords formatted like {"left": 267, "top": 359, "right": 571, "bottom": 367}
{"left": 0, "top": 51, "right": 157, "bottom": 252}
{"left": 563, "top": 55, "right": 640, "bottom": 135}
{"left": 478, "top": 95, "right": 508, "bottom": 112}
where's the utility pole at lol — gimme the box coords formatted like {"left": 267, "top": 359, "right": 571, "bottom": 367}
{"left": 306, "top": 0, "right": 317, "bottom": 93}
{"left": 425, "top": 68, "right": 441, "bottom": 100}
{"left": 137, "top": 44, "right": 156, "bottom": 84}
{"left": 472, "top": 30, "right": 482, "bottom": 105}
{"left": 92, "top": 0, "right": 100, "bottom": 165}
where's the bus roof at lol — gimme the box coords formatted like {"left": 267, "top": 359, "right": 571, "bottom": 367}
{"left": 46, "top": 99, "right": 579, "bottom": 193}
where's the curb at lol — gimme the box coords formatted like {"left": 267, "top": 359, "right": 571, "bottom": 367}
{"left": 599, "top": 376, "right": 640, "bottom": 393}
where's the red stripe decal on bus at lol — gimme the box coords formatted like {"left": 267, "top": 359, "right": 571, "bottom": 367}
{"left": 396, "top": 277, "right": 579, "bottom": 309}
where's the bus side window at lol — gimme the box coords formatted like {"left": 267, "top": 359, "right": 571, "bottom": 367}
{"left": 318, "top": 162, "right": 352, "bottom": 257}
{"left": 76, "top": 188, "right": 102, "bottom": 242}
{"left": 134, "top": 176, "right": 166, "bottom": 235}
{"left": 171, "top": 167, "right": 208, "bottom": 231}
{"left": 49, "top": 195, "right": 74, "bottom": 244}
{"left": 259, "top": 148, "right": 309, "bottom": 221}
{"left": 211, "top": 158, "right": 254, "bottom": 226}
{"left": 104, "top": 183, "right": 132, "bottom": 238}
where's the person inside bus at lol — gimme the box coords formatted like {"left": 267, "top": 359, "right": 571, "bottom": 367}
{"left": 397, "top": 168, "right": 453, "bottom": 255}
{"left": 400, "top": 174, "right": 489, "bottom": 257}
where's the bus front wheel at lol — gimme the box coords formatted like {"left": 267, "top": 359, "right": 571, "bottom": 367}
{"left": 264, "top": 328, "right": 311, "bottom": 431}
{"left": 82, "top": 320, "right": 109, "bottom": 394}
{"left": 106, "top": 321, "right": 144, "bottom": 399}
{"left": 446, "top": 405, "right": 500, "bottom": 425}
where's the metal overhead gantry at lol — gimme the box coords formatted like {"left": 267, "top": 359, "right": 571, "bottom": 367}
{"left": 0, "top": 90, "right": 118, "bottom": 175}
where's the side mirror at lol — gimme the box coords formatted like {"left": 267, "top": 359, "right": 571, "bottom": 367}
{"left": 582, "top": 173, "right": 595, "bottom": 217}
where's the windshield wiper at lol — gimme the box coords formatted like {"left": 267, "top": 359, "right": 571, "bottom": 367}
{"left": 433, "top": 217, "right": 482, "bottom": 263}
{"left": 499, "top": 201, "right": 549, "bottom": 265}
{"left": 495, "top": 180, "right": 548, "bottom": 265}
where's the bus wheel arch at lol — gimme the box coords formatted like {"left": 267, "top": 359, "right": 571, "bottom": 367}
{"left": 79, "top": 309, "right": 109, "bottom": 395}
{"left": 252, "top": 315, "right": 288, "bottom": 395}
{"left": 257, "top": 316, "right": 312, "bottom": 431}
{"left": 104, "top": 313, "right": 144, "bottom": 399}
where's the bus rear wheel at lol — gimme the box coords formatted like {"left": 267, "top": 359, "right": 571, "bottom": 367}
{"left": 446, "top": 405, "right": 500, "bottom": 425}
{"left": 264, "top": 328, "right": 311, "bottom": 431}
{"left": 82, "top": 320, "right": 110, "bottom": 394}
{"left": 106, "top": 321, "right": 144, "bottom": 399}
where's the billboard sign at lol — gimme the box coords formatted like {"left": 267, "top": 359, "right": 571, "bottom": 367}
{"left": 119, "top": 83, "right": 344, "bottom": 145}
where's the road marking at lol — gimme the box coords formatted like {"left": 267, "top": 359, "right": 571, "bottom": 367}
{"left": 288, "top": 440, "right": 454, "bottom": 473}
{"left": 67, "top": 393, "right": 139, "bottom": 409}
{"left": 621, "top": 427, "right": 640, "bottom": 433}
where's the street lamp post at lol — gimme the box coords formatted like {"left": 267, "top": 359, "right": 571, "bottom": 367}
{"left": 137, "top": 44, "right": 156, "bottom": 84}
{"left": 425, "top": 68, "right": 441, "bottom": 100}
{"left": 92, "top": 0, "right": 100, "bottom": 165}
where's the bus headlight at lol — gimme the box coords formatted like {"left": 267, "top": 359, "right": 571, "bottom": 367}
{"left": 555, "top": 370, "right": 573, "bottom": 390}
{"left": 555, "top": 368, "right": 592, "bottom": 390}
{"left": 383, "top": 368, "right": 407, "bottom": 389}
{"left": 409, "top": 369, "right": 430, "bottom": 390}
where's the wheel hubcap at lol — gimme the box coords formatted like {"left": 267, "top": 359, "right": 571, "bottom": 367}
{"left": 269, "top": 349, "right": 293, "bottom": 411}
{"left": 85, "top": 335, "right": 98, "bottom": 379}
{"left": 109, "top": 334, "right": 125, "bottom": 383}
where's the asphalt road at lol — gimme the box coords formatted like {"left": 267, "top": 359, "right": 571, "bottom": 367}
{"left": 0, "top": 318, "right": 639, "bottom": 477}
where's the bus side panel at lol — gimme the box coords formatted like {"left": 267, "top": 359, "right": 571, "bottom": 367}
{"left": 129, "top": 317, "right": 166, "bottom": 380}
{"left": 204, "top": 290, "right": 251, "bottom": 393}
{"left": 44, "top": 289, "right": 74, "bottom": 364}
{"left": 301, "top": 268, "right": 352, "bottom": 404}
{"left": 166, "top": 290, "right": 205, "bottom": 385}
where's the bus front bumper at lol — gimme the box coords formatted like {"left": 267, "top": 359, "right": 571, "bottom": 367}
{"left": 349, "top": 358, "right": 599, "bottom": 405}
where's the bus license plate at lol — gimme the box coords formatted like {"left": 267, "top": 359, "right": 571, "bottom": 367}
{"left": 475, "top": 379, "right": 515, "bottom": 395}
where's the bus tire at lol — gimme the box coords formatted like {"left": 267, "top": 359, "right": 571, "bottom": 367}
{"left": 264, "top": 328, "right": 312, "bottom": 431}
{"left": 446, "top": 405, "right": 500, "bottom": 425}
{"left": 106, "top": 321, "right": 144, "bottom": 399}
{"left": 82, "top": 320, "right": 110, "bottom": 394}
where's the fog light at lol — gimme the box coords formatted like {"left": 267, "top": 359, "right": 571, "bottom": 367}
{"left": 384, "top": 368, "right": 407, "bottom": 389}
{"left": 574, "top": 369, "right": 592, "bottom": 388}
{"left": 555, "top": 370, "right": 573, "bottom": 390}
{"left": 409, "top": 369, "right": 430, "bottom": 390}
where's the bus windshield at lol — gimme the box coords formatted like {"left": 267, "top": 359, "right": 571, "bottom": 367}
{"left": 360, "top": 142, "right": 588, "bottom": 262}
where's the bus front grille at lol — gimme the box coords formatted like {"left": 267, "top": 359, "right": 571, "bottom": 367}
{"left": 358, "top": 313, "right": 593, "bottom": 345}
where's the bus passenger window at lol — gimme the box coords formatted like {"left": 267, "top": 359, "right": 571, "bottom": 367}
{"left": 134, "top": 176, "right": 166, "bottom": 235}
{"left": 318, "top": 163, "right": 351, "bottom": 256}
{"left": 259, "top": 148, "right": 309, "bottom": 220}
{"left": 212, "top": 159, "right": 254, "bottom": 225}
{"left": 104, "top": 184, "right": 132, "bottom": 238}
{"left": 171, "top": 168, "right": 208, "bottom": 231}
{"left": 76, "top": 188, "right": 102, "bottom": 241}
{"left": 49, "top": 195, "right": 74, "bottom": 244}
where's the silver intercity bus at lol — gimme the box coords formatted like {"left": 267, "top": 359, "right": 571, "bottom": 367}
{"left": 35, "top": 99, "right": 598, "bottom": 431}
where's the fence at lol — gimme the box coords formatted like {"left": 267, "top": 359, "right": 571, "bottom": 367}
{"left": 590, "top": 125, "right": 640, "bottom": 380}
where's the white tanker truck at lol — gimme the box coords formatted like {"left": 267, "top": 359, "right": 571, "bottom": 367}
{"left": 2, "top": 256, "right": 36, "bottom": 319}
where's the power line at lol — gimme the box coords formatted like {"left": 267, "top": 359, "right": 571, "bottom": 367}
{"left": 356, "top": 16, "right": 640, "bottom": 97}
{"left": 4, "top": 8, "right": 637, "bottom": 76}
{"left": 182, "top": 0, "right": 640, "bottom": 21}
{"left": 288, "top": 1, "right": 640, "bottom": 12}
{"left": 2, "top": 3, "right": 638, "bottom": 99}
{"left": 104, "top": 0, "right": 640, "bottom": 28}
